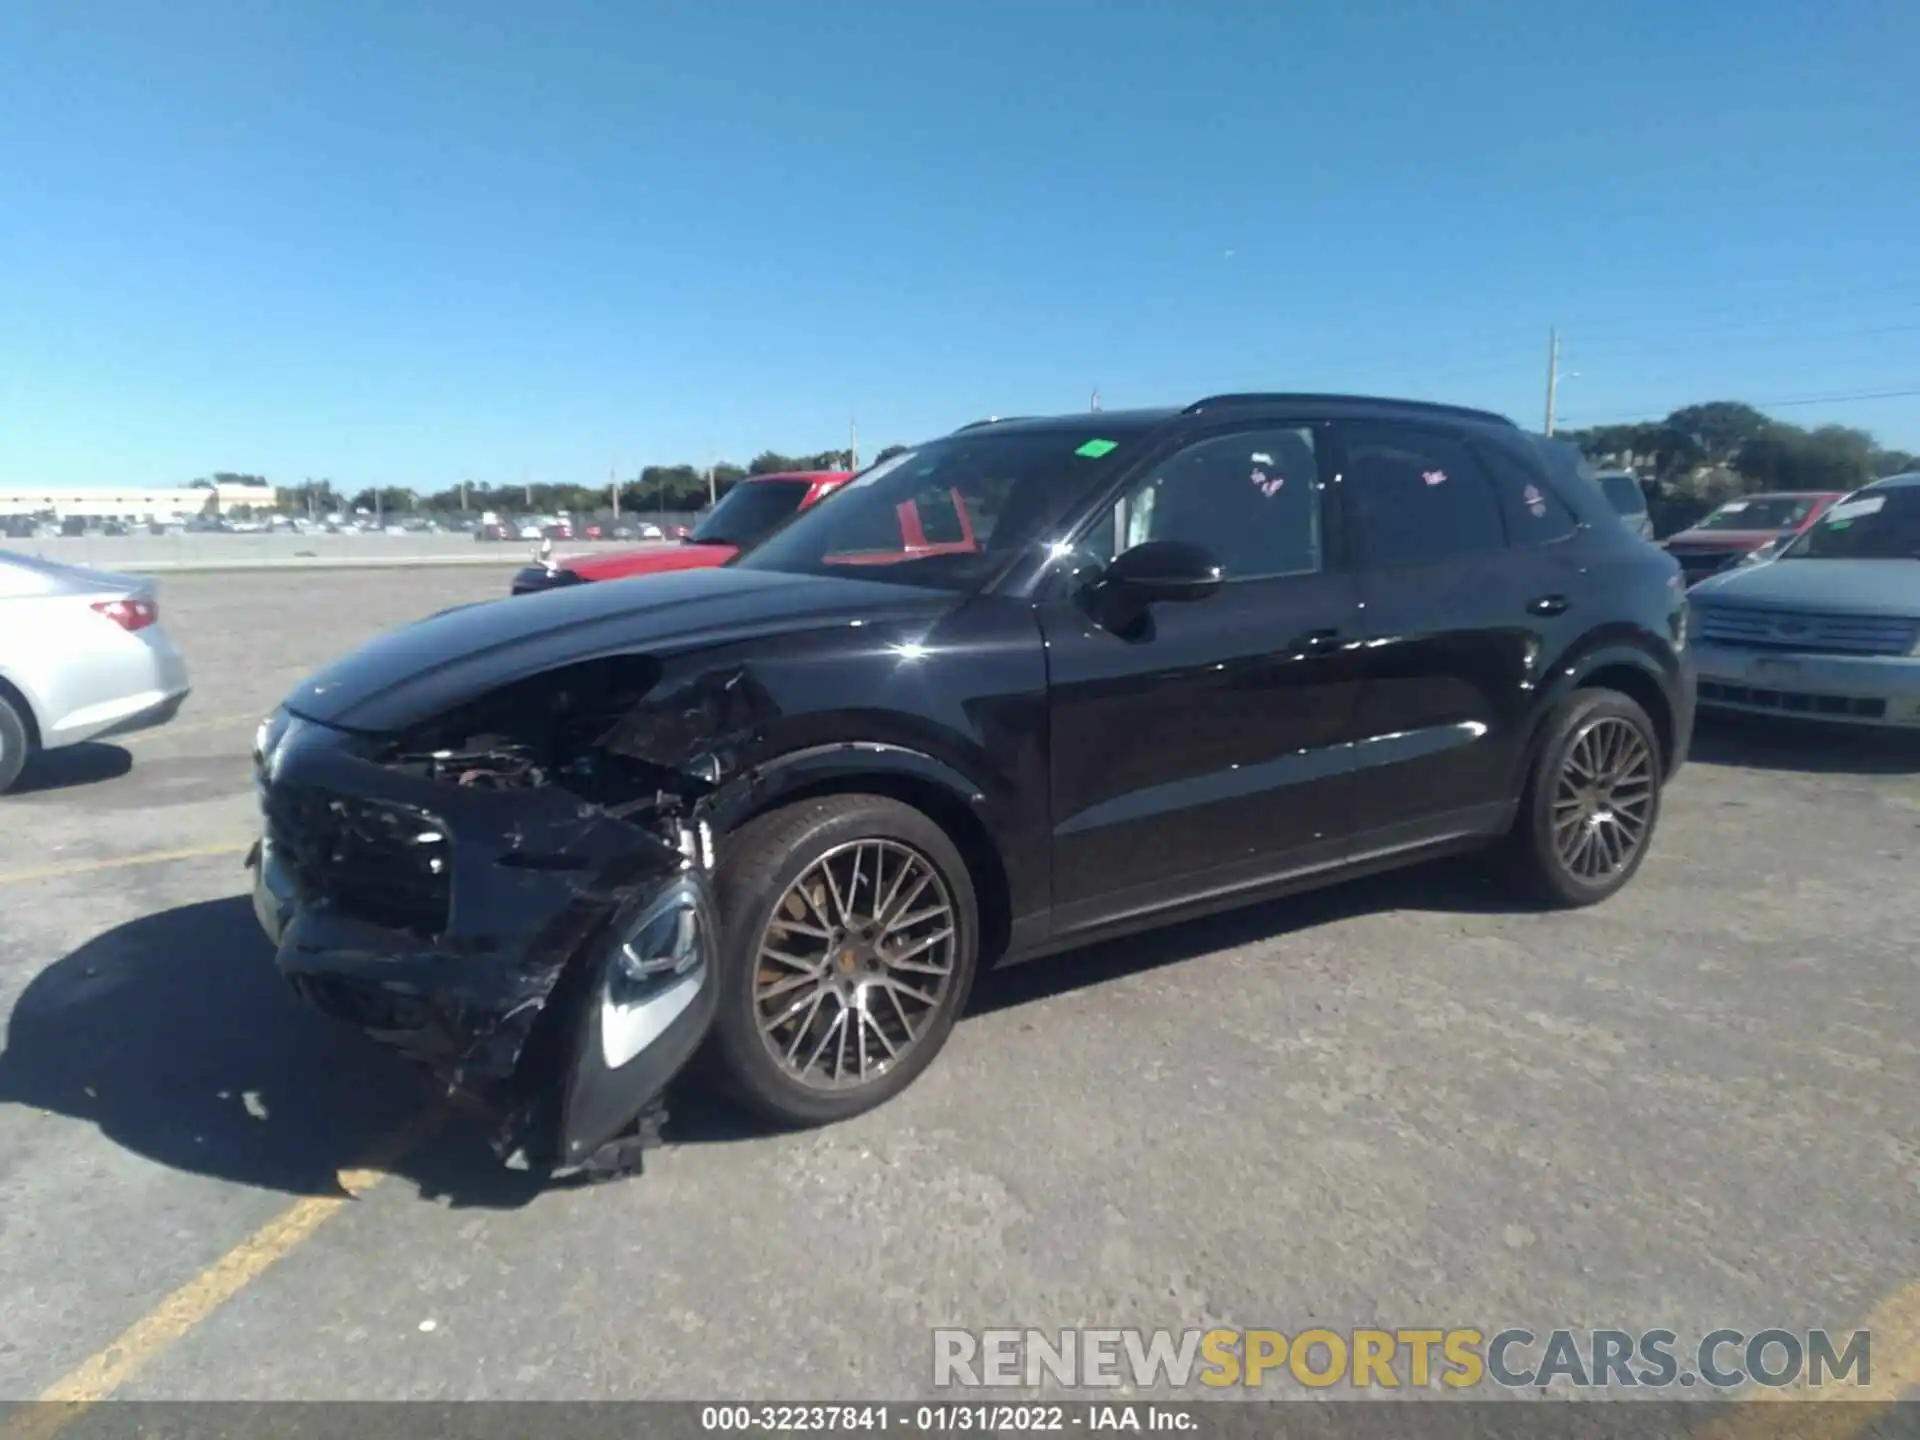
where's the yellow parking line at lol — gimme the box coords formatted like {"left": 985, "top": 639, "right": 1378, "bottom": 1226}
{"left": 0, "top": 843, "right": 251, "bottom": 887}
{"left": 5, "top": 1109, "right": 444, "bottom": 1440}
{"left": 1693, "top": 1276, "right": 1920, "bottom": 1438}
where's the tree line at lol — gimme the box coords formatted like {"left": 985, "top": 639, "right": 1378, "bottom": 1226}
{"left": 202, "top": 400, "right": 1918, "bottom": 525}
{"left": 259, "top": 447, "right": 914, "bottom": 519}
{"left": 1560, "top": 401, "right": 1917, "bottom": 533}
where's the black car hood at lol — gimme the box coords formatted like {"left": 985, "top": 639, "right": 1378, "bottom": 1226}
{"left": 284, "top": 565, "right": 951, "bottom": 736}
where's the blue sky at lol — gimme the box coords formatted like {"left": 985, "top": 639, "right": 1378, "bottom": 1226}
{"left": 2, "top": 0, "right": 1915, "bottom": 491}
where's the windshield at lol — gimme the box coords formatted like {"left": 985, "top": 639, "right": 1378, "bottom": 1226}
{"left": 689, "top": 478, "right": 812, "bottom": 547}
{"left": 732, "top": 429, "right": 1142, "bottom": 590}
{"left": 1695, "top": 496, "right": 1815, "bottom": 532}
{"left": 1779, "top": 487, "right": 1920, "bottom": 560}
{"left": 1597, "top": 475, "right": 1646, "bottom": 514}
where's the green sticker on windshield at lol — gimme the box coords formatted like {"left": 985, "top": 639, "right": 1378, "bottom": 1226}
{"left": 1075, "top": 438, "right": 1118, "bottom": 458}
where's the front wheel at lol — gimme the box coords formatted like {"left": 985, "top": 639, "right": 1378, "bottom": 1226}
{"left": 1504, "top": 688, "right": 1664, "bottom": 907}
{"left": 708, "top": 794, "right": 979, "bottom": 1127}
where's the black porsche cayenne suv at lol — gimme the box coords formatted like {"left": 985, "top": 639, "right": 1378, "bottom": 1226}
{"left": 248, "top": 393, "right": 1695, "bottom": 1177}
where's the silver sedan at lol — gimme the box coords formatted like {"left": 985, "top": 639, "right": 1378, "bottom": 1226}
{"left": 0, "top": 549, "right": 191, "bottom": 792}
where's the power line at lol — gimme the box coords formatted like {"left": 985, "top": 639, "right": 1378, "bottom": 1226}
{"left": 1562, "top": 387, "right": 1920, "bottom": 429}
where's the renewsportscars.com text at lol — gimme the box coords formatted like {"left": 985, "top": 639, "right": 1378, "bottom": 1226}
{"left": 932, "top": 1327, "right": 1871, "bottom": 1391}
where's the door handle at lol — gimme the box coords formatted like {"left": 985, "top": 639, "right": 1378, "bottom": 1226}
{"left": 1291, "top": 628, "right": 1343, "bottom": 655}
{"left": 1528, "top": 594, "right": 1571, "bottom": 617}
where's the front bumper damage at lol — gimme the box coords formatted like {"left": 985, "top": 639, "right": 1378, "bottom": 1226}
{"left": 245, "top": 662, "right": 762, "bottom": 1180}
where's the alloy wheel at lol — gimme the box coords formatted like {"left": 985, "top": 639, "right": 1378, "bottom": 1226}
{"left": 1551, "top": 716, "right": 1655, "bottom": 881}
{"left": 751, "top": 839, "right": 958, "bottom": 1091}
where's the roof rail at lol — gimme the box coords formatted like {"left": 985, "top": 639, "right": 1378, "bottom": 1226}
{"left": 1182, "top": 393, "right": 1517, "bottom": 427}
{"left": 952, "top": 415, "right": 1035, "bottom": 432}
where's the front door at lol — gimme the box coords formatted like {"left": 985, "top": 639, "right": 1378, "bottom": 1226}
{"left": 1038, "top": 423, "right": 1366, "bottom": 935}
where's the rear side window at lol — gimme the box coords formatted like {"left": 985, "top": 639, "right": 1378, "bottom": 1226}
{"left": 1340, "top": 422, "right": 1509, "bottom": 567}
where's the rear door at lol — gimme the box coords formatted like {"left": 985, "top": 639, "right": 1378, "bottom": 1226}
{"left": 1334, "top": 420, "right": 1589, "bottom": 847}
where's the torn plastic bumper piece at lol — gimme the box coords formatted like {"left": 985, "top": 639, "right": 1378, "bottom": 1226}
{"left": 246, "top": 708, "right": 721, "bottom": 1178}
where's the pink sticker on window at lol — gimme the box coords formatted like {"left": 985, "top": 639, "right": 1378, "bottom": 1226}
{"left": 1423, "top": 469, "right": 1447, "bottom": 486}
{"left": 1250, "top": 467, "right": 1284, "bottom": 496}
{"left": 1523, "top": 483, "right": 1547, "bottom": 518}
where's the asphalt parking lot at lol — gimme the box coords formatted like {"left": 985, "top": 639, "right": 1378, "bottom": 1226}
{"left": 1, "top": 567, "right": 1917, "bottom": 1407}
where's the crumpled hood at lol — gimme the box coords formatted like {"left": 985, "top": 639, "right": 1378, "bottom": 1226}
{"left": 1690, "top": 556, "right": 1920, "bottom": 616}
{"left": 283, "top": 564, "right": 950, "bottom": 735}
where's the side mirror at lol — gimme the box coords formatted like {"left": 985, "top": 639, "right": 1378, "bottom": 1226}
{"left": 1088, "top": 539, "right": 1223, "bottom": 630}
{"left": 1103, "top": 539, "right": 1224, "bottom": 602}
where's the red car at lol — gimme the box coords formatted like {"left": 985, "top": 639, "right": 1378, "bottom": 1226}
{"left": 512, "top": 471, "right": 853, "bottom": 594}
{"left": 1662, "top": 490, "right": 1846, "bottom": 587}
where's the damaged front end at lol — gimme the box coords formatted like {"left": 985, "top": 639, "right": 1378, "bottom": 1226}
{"left": 246, "top": 654, "right": 762, "bottom": 1180}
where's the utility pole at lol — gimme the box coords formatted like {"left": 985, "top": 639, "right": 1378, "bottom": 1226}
{"left": 1091, "top": 388, "right": 1101, "bottom": 412}
{"left": 459, "top": 478, "right": 469, "bottom": 512}
{"left": 523, "top": 468, "right": 532, "bottom": 509}
{"left": 849, "top": 420, "right": 859, "bottom": 471}
{"left": 610, "top": 462, "right": 620, "bottom": 519}
{"left": 1544, "top": 328, "right": 1560, "bottom": 436}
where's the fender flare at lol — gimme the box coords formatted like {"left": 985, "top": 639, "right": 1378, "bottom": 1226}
{"left": 708, "top": 740, "right": 991, "bottom": 836}
{"left": 1511, "top": 640, "right": 1681, "bottom": 790}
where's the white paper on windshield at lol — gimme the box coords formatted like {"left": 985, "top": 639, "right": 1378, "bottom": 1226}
{"left": 843, "top": 452, "right": 918, "bottom": 490}
{"left": 1824, "top": 496, "right": 1885, "bottom": 522}
{"left": 1717, "top": 501, "right": 1749, "bottom": 513}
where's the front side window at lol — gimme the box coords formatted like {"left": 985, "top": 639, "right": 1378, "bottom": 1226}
{"left": 689, "top": 479, "right": 812, "bottom": 548}
{"left": 1779, "top": 486, "right": 1920, "bottom": 560}
{"left": 1341, "top": 422, "right": 1509, "bottom": 568}
{"left": 1078, "top": 428, "right": 1323, "bottom": 581}
{"left": 734, "top": 430, "right": 1142, "bottom": 590}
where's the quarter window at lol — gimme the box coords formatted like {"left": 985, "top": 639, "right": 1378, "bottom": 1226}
{"left": 1341, "top": 423, "right": 1509, "bottom": 567}
{"left": 1476, "top": 441, "right": 1581, "bottom": 543}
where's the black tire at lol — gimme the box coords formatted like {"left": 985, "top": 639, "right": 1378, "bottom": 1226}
{"left": 1503, "top": 688, "right": 1664, "bottom": 908}
{"left": 0, "top": 692, "right": 32, "bottom": 795}
{"left": 708, "top": 793, "right": 980, "bottom": 1128}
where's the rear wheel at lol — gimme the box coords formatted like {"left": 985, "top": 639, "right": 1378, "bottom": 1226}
{"left": 0, "top": 692, "right": 32, "bottom": 795}
{"left": 1504, "top": 688, "right": 1663, "bottom": 907}
{"left": 709, "top": 794, "right": 979, "bottom": 1127}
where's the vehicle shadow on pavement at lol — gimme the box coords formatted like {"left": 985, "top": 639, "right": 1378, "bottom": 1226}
{"left": 8, "top": 742, "right": 133, "bottom": 795}
{"left": 1689, "top": 712, "right": 1920, "bottom": 775}
{"left": 0, "top": 858, "right": 1538, "bottom": 1201}
{"left": 0, "top": 895, "right": 545, "bottom": 1209}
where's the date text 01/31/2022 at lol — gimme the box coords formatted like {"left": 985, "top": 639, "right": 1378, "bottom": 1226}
{"left": 700, "top": 1405, "right": 1196, "bottom": 1432}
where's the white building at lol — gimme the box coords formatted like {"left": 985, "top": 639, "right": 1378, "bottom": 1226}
{"left": 0, "top": 480, "right": 280, "bottom": 520}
